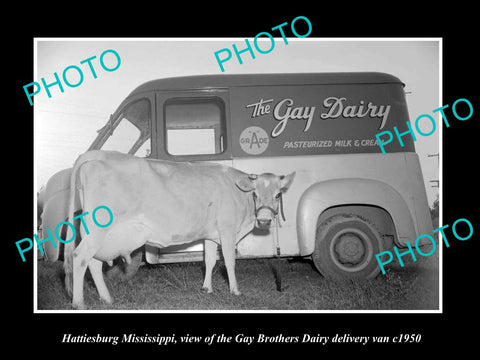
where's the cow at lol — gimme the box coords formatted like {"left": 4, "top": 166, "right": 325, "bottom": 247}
{"left": 63, "top": 150, "right": 295, "bottom": 309}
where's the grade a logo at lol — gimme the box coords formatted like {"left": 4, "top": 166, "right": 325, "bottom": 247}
{"left": 239, "top": 126, "right": 269, "bottom": 155}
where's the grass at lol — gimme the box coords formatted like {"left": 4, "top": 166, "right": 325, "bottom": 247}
{"left": 37, "top": 246, "right": 439, "bottom": 311}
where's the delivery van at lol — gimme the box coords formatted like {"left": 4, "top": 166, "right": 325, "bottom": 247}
{"left": 39, "top": 72, "right": 433, "bottom": 279}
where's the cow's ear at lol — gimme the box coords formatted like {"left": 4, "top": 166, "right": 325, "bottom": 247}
{"left": 280, "top": 172, "right": 296, "bottom": 192}
{"left": 236, "top": 176, "right": 256, "bottom": 192}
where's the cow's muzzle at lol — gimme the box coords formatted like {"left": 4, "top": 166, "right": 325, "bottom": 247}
{"left": 252, "top": 192, "right": 286, "bottom": 229}
{"left": 257, "top": 219, "right": 272, "bottom": 228}
{"left": 255, "top": 205, "right": 277, "bottom": 229}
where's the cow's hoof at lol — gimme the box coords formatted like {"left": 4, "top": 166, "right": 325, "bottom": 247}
{"left": 230, "top": 289, "right": 242, "bottom": 296}
{"left": 100, "top": 295, "right": 113, "bottom": 305}
{"left": 72, "top": 301, "right": 86, "bottom": 310}
{"left": 201, "top": 286, "right": 213, "bottom": 294}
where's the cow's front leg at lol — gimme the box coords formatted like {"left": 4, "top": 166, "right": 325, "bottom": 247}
{"left": 219, "top": 233, "right": 241, "bottom": 296}
{"left": 202, "top": 240, "right": 218, "bottom": 293}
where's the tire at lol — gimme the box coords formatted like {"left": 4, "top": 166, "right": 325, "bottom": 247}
{"left": 312, "top": 214, "right": 383, "bottom": 279}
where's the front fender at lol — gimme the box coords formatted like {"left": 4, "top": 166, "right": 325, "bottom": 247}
{"left": 296, "top": 178, "right": 417, "bottom": 256}
{"left": 40, "top": 168, "right": 72, "bottom": 261}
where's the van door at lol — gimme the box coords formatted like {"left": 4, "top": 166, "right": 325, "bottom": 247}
{"left": 146, "top": 89, "right": 233, "bottom": 264}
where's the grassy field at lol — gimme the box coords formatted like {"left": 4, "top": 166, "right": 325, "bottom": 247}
{"left": 37, "top": 245, "right": 439, "bottom": 311}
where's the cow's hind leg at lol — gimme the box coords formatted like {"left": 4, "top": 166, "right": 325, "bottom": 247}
{"left": 219, "top": 233, "right": 241, "bottom": 296}
{"left": 88, "top": 258, "right": 112, "bottom": 304}
{"left": 72, "top": 239, "right": 100, "bottom": 310}
{"left": 202, "top": 240, "right": 218, "bottom": 293}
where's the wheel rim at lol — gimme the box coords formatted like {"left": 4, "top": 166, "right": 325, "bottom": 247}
{"left": 329, "top": 228, "right": 374, "bottom": 273}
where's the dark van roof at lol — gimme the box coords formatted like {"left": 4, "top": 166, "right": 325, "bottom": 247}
{"left": 129, "top": 72, "right": 404, "bottom": 96}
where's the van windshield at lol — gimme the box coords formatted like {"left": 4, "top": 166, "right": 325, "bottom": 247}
{"left": 100, "top": 98, "right": 151, "bottom": 157}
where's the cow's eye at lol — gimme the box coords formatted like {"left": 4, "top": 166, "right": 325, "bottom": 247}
{"left": 275, "top": 192, "right": 281, "bottom": 199}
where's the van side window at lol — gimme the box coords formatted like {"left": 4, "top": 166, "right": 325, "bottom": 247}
{"left": 164, "top": 98, "right": 226, "bottom": 156}
{"left": 102, "top": 98, "right": 151, "bottom": 157}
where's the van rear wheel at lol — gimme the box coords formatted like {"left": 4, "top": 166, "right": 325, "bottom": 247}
{"left": 312, "top": 214, "right": 382, "bottom": 279}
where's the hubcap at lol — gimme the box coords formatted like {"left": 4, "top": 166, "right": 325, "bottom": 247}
{"left": 329, "top": 228, "right": 373, "bottom": 273}
{"left": 334, "top": 234, "right": 365, "bottom": 264}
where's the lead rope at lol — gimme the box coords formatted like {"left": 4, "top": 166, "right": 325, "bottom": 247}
{"left": 273, "top": 201, "right": 282, "bottom": 292}
{"left": 274, "top": 193, "right": 285, "bottom": 256}
{"left": 279, "top": 192, "right": 286, "bottom": 223}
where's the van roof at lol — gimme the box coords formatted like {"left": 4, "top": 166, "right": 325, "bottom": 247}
{"left": 129, "top": 72, "right": 404, "bottom": 95}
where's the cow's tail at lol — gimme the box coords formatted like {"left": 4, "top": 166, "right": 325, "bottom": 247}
{"left": 63, "top": 151, "right": 106, "bottom": 297}
{"left": 63, "top": 155, "right": 86, "bottom": 297}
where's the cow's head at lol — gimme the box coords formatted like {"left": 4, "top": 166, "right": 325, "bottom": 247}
{"left": 236, "top": 172, "right": 296, "bottom": 229}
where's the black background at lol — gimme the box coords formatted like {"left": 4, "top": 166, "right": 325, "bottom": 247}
{"left": 5, "top": 4, "right": 477, "bottom": 355}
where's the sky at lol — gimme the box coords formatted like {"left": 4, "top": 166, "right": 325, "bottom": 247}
{"left": 34, "top": 38, "right": 440, "bottom": 205}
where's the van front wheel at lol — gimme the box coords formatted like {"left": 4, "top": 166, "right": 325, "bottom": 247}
{"left": 312, "top": 214, "right": 383, "bottom": 279}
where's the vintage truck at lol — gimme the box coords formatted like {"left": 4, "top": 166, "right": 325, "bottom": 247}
{"left": 38, "top": 72, "right": 433, "bottom": 279}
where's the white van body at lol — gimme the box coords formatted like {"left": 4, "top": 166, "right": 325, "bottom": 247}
{"left": 40, "top": 73, "right": 432, "bottom": 279}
